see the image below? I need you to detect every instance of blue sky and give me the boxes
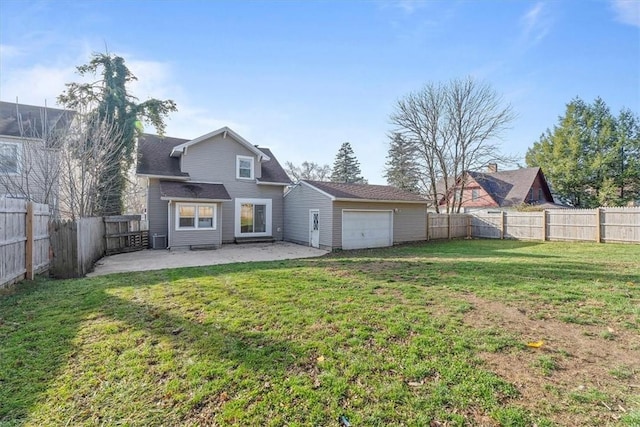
[1,0,638,184]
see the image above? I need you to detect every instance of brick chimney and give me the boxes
[487,163,498,173]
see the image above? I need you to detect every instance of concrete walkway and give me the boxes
[87,241,328,277]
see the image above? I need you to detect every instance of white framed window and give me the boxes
[236,155,254,180]
[235,198,272,237]
[471,188,479,201]
[175,203,216,230]
[0,141,21,175]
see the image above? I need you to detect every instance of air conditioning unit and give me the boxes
[152,234,167,249]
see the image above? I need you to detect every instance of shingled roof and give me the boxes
[467,167,553,206]
[0,101,73,140]
[137,133,189,177]
[258,147,292,184]
[136,132,291,184]
[159,180,231,201]
[302,180,428,203]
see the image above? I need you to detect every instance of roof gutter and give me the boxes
[137,173,190,180]
[160,197,231,202]
[334,198,430,204]
[256,180,292,186]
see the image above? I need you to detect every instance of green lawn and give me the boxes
[1,240,638,426]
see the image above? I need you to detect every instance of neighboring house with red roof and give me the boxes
[136,127,292,249]
[284,180,429,250]
[437,165,560,211]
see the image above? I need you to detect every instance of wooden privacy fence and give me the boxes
[427,212,471,240]
[105,215,148,255]
[49,217,105,279]
[50,215,148,278]
[0,199,50,288]
[471,207,640,243]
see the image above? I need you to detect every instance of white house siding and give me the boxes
[283,183,333,249]
[147,178,169,248]
[168,203,222,250]
[332,201,427,249]
[178,134,286,243]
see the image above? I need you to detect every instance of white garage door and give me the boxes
[342,210,393,250]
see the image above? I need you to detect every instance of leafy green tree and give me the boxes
[58,53,177,215]
[330,142,366,183]
[526,97,640,207]
[384,133,420,192]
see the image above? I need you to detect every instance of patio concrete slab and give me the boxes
[87,242,328,277]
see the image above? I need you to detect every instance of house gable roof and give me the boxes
[467,167,554,206]
[257,147,292,185]
[137,133,190,178]
[0,101,73,140]
[136,131,291,184]
[169,126,270,161]
[301,180,428,203]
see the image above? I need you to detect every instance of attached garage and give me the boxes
[284,180,429,251]
[342,210,393,249]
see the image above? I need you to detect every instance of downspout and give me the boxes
[167,200,172,250]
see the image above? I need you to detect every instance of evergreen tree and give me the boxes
[330,142,366,183]
[58,53,177,215]
[384,133,420,192]
[526,97,640,207]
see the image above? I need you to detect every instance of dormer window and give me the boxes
[236,155,254,179]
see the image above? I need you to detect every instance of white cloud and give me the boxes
[377,0,428,14]
[611,0,640,27]
[0,44,23,59]
[0,63,77,107]
[0,48,240,139]
[520,2,552,46]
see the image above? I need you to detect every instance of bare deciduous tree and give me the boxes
[390,77,516,213]
[0,103,70,217]
[57,110,127,219]
[285,161,332,182]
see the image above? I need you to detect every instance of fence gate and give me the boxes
[104,215,149,255]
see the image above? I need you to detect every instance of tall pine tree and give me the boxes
[58,53,177,215]
[526,97,640,207]
[384,133,420,192]
[330,142,366,183]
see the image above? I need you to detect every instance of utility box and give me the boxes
[152,234,167,249]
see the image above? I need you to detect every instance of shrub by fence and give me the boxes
[0,199,50,288]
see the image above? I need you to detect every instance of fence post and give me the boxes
[466,214,471,238]
[595,208,602,243]
[500,211,506,239]
[426,212,430,241]
[541,210,547,241]
[447,213,451,240]
[25,201,34,280]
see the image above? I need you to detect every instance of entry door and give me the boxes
[309,209,320,248]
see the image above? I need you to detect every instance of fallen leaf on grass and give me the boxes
[526,340,544,348]
[317,355,325,363]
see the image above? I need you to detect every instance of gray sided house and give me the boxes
[136,127,292,250]
[0,101,73,214]
[284,180,429,250]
